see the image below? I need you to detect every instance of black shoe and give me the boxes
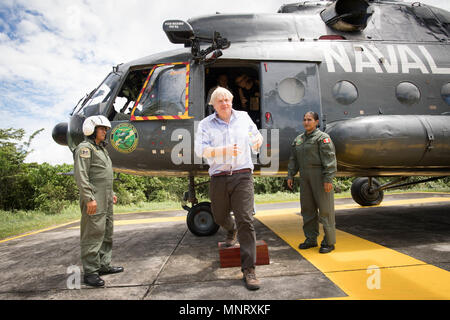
[84,274,105,287]
[319,244,335,254]
[99,266,124,275]
[298,240,318,250]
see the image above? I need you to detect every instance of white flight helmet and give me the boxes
[82,115,111,136]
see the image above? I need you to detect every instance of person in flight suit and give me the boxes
[287,111,337,254]
[74,115,123,287]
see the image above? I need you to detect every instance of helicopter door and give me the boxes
[260,62,322,162]
[107,62,196,172]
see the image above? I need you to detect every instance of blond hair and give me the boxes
[210,86,233,105]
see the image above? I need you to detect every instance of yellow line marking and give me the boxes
[256,196,450,217]
[67,216,186,229]
[1,195,449,243]
[256,208,450,299]
[115,208,182,216]
[3,194,449,298]
[0,208,184,242]
[0,220,79,244]
[66,196,450,230]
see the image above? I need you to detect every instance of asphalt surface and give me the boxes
[0,192,449,300]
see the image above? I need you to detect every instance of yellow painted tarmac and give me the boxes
[257,196,450,217]
[64,195,450,299]
[65,196,450,230]
[2,194,449,300]
[256,197,450,300]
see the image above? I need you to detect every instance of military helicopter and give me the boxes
[53,0,450,236]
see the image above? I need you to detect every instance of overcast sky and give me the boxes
[0,0,448,165]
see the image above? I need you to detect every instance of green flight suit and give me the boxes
[287,129,337,245]
[73,138,114,275]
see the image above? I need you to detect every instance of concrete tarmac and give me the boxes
[0,192,449,300]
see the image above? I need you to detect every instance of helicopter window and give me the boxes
[278,78,305,104]
[114,96,130,113]
[77,73,121,116]
[396,82,421,106]
[131,62,191,120]
[332,80,358,105]
[111,69,150,121]
[441,83,450,106]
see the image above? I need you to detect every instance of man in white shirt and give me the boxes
[195,87,263,290]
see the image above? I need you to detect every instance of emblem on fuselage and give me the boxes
[110,123,139,153]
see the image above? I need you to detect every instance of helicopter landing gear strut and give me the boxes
[182,176,219,236]
[351,177,384,206]
[350,176,446,206]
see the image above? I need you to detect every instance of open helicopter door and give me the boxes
[260,62,322,167]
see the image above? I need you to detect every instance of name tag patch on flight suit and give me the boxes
[80,147,91,158]
[323,138,331,144]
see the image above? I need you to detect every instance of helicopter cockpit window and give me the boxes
[74,72,121,116]
[131,62,192,120]
[111,69,150,121]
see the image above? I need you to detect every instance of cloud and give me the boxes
[0,0,448,166]
[0,0,282,165]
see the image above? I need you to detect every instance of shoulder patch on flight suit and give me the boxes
[294,136,304,146]
[322,137,331,144]
[79,147,91,158]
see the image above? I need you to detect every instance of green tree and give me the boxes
[28,163,79,214]
[0,128,43,210]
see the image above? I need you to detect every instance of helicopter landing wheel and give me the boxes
[186,202,219,236]
[351,177,384,206]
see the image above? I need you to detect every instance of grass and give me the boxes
[0,201,183,241]
[1,188,449,241]
[0,204,81,241]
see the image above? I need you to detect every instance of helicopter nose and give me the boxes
[52,122,68,146]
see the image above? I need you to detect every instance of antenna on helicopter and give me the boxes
[163,20,230,64]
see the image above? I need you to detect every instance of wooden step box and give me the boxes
[218,240,270,268]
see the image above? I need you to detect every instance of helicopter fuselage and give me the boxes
[54,1,450,179]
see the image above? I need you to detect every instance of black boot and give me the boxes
[298,239,318,249]
[84,274,105,287]
[319,244,335,254]
[99,266,124,275]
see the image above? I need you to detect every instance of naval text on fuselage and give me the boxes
[178,303,271,318]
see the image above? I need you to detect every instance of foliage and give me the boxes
[254,177,289,194]
[1,127,449,215]
[0,128,43,210]
[29,163,78,214]
[0,128,76,213]
[333,177,353,193]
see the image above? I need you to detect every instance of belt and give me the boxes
[211,168,252,177]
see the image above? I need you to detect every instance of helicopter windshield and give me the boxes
[131,62,190,120]
[74,72,121,116]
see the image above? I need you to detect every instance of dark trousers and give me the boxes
[209,172,256,270]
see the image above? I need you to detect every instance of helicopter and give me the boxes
[53,0,450,236]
